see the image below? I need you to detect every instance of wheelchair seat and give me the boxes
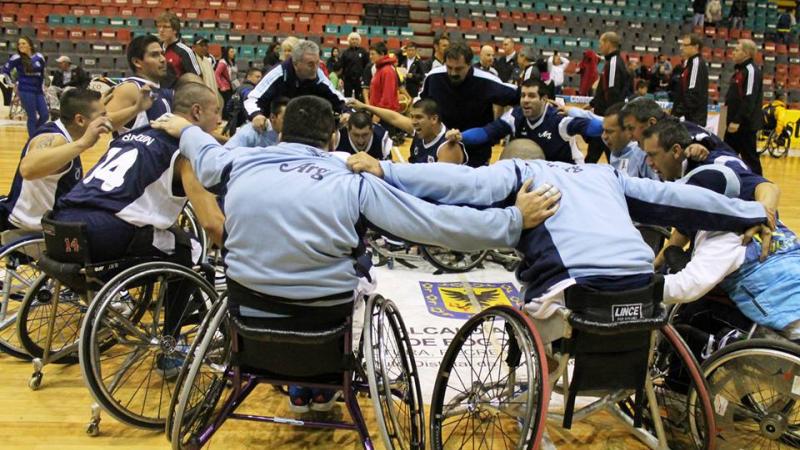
[561,275,668,428]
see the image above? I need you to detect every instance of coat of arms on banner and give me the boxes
[419,281,522,319]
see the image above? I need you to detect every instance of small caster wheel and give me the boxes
[28,372,42,390]
[86,422,100,436]
[387,258,395,270]
[504,263,518,272]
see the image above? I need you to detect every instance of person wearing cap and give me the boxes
[52,56,90,90]
[517,46,540,85]
[401,41,425,98]
[192,36,222,105]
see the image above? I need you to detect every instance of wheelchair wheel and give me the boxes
[700,338,800,449]
[420,246,488,273]
[0,237,44,359]
[16,273,86,364]
[769,131,791,159]
[758,130,771,155]
[79,262,217,429]
[177,203,209,260]
[430,306,549,450]
[364,295,425,450]
[169,294,231,449]
[615,324,717,450]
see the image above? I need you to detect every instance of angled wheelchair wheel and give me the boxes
[614,324,716,450]
[700,338,800,449]
[364,294,425,450]
[79,262,217,429]
[16,273,86,364]
[169,294,231,449]
[420,246,488,273]
[770,134,791,159]
[429,306,549,450]
[177,203,208,260]
[758,130,771,155]
[0,237,44,359]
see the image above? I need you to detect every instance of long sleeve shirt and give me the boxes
[590,51,630,115]
[2,53,46,94]
[672,54,709,126]
[376,159,767,301]
[178,127,524,299]
[725,58,763,130]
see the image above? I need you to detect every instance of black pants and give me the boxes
[724,125,762,175]
[343,79,363,101]
[585,136,610,164]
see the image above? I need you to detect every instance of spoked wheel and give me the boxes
[429,306,549,450]
[79,262,217,429]
[420,246,488,273]
[169,294,231,449]
[700,338,800,449]
[0,237,44,359]
[16,273,86,364]
[769,131,791,158]
[758,130,771,155]
[177,203,208,261]
[614,324,717,450]
[364,294,425,450]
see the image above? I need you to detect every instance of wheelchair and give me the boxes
[368,232,489,274]
[14,212,217,436]
[429,276,718,449]
[0,229,45,359]
[167,286,425,450]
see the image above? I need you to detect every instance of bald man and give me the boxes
[475,45,499,77]
[724,39,764,175]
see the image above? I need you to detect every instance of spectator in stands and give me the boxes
[672,34,709,126]
[280,37,300,61]
[428,33,450,72]
[368,42,400,112]
[225,96,287,149]
[547,51,569,96]
[326,47,340,74]
[692,0,707,27]
[263,42,281,73]
[192,37,221,105]
[244,40,345,134]
[216,47,236,115]
[52,56,90,90]
[630,79,655,100]
[2,36,48,137]
[777,9,795,44]
[157,12,202,88]
[706,0,723,28]
[222,67,262,136]
[419,41,520,167]
[651,54,673,97]
[536,58,555,98]
[475,45,499,77]
[340,32,370,101]
[401,42,425,98]
[729,0,748,30]
[577,49,600,96]
[725,39,764,175]
[494,38,520,83]
[588,31,630,163]
[517,46,540,85]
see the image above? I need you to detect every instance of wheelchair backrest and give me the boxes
[41,211,91,265]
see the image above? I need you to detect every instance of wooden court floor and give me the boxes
[1,123,799,449]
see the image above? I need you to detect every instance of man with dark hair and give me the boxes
[401,42,425,98]
[244,40,345,134]
[602,103,658,179]
[339,32,370,101]
[620,97,722,153]
[724,39,764,175]
[222,67,262,136]
[454,78,601,163]
[427,33,450,72]
[419,41,520,166]
[225,96,288,149]
[152,94,554,411]
[672,34,709,126]
[348,97,467,164]
[105,34,173,137]
[368,42,399,112]
[335,110,393,160]
[156,12,202,88]
[0,89,111,231]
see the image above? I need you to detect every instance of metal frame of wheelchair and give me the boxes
[428,285,719,450]
[12,207,217,437]
[758,128,791,158]
[0,230,45,359]
[167,293,425,450]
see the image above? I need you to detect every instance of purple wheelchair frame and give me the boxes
[190,315,376,450]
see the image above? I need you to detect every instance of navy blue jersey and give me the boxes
[685,148,768,202]
[335,124,393,160]
[113,77,174,137]
[499,105,593,163]
[57,126,187,229]
[409,125,468,164]
[0,120,82,231]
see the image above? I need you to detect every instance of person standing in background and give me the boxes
[672,34,709,127]
[216,47,236,113]
[724,39,763,175]
[475,45,499,77]
[340,33,370,101]
[548,51,569,96]
[577,50,599,96]
[52,56,90,90]
[2,37,48,136]
[494,38,520,83]
[401,42,425,98]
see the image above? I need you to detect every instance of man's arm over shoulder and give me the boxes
[179,125,256,194]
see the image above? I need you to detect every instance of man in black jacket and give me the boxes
[402,42,426,98]
[52,56,90,89]
[494,38,520,83]
[340,32,370,101]
[672,34,709,126]
[587,31,630,163]
[724,39,763,175]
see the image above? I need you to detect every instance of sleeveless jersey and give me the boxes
[113,77,174,137]
[335,124,392,160]
[500,105,585,163]
[409,125,468,164]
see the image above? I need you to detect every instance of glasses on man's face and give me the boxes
[157,24,173,30]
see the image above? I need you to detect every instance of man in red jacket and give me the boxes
[369,42,400,112]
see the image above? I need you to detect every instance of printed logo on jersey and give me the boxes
[419,281,522,319]
[278,162,329,180]
[538,131,553,140]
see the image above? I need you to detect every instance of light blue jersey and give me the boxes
[179,126,524,299]
[609,142,659,180]
[377,160,767,300]
[224,123,279,150]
